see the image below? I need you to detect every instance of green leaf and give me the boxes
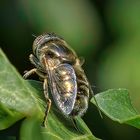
[20,113,97,140]
[0,48,99,139]
[23,81,99,140]
[91,89,140,129]
[0,48,42,130]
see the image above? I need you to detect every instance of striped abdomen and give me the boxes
[71,66,89,117]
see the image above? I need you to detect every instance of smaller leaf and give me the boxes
[91,89,140,129]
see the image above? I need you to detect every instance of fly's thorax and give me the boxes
[32,33,78,68]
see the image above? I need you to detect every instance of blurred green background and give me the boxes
[0,0,140,139]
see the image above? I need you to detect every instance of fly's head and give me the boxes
[32,33,77,70]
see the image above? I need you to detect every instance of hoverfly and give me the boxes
[23,33,99,127]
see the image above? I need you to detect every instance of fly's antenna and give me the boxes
[89,85,103,118]
[32,34,37,38]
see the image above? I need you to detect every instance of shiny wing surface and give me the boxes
[50,64,77,116]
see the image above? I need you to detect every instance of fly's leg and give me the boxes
[42,78,52,127]
[23,54,46,79]
[23,68,46,79]
[29,54,42,70]
[23,68,37,79]
[71,118,83,134]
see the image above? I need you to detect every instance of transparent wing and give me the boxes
[49,64,77,116]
